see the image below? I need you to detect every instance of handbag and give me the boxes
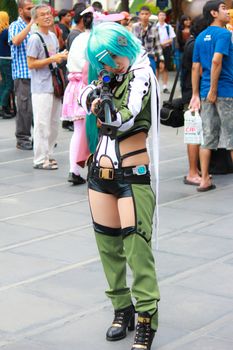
[51,67,65,98]
[36,32,65,99]
[160,69,185,128]
[184,110,203,144]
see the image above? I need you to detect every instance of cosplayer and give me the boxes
[79,22,160,350]
[62,8,126,185]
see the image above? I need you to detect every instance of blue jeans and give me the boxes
[148,55,156,74]
[0,58,13,107]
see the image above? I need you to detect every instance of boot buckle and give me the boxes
[138,316,150,323]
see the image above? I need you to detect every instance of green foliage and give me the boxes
[0,0,18,23]
[130,1,161,15]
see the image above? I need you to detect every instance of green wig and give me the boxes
[85,22,141,152]
[86,22,141,73]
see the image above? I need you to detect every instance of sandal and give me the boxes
[49,158,57,165]
[183,176,201,186]
[33,161,58,170]
[197,183,216,192]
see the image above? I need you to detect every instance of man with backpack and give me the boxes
[156,10,176,93]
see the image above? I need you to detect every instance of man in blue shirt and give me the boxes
[8,0,34,150]
[189,0,233,191]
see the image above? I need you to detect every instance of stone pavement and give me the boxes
[1,88,233,350]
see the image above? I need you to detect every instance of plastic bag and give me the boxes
[184,110,203,144]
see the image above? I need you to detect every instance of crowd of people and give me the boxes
[0,1,233,349]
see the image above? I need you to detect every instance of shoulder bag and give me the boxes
[160,69,185,128]
[36,32,65,99]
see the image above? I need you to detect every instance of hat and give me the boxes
[80,6,94,16]
[120,11,131,20]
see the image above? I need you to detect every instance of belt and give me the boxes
[90,165,150,180]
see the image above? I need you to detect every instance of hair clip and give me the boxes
[96,49,108,62]
[117,36,127,46]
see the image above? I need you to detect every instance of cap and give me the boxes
[80,6,94,16]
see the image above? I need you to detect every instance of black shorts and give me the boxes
[160,46,173,70]
[88,165,151,199]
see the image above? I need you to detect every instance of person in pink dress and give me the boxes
[61,7,94,185]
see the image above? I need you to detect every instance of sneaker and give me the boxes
[0,108,15,119]
[16,140,33,150]
[62,121,74,132]
[163,88,170,94]
[68,124,74,132]
[68,172,86,185]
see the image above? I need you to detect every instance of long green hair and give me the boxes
[85,22,141,152]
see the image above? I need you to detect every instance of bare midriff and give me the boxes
[99,132,149,168]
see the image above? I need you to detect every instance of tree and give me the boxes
[0,0,18,23]
[120,0,129,12]
[122,0,183,20]
[170,0,183,21]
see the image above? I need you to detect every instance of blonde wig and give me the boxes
[0,11,9,33]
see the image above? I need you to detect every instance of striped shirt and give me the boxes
[8,17,31,80]
[132,22,164,59]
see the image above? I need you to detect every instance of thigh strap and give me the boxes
[94,222,122,236]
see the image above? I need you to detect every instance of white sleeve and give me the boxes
[116,67,151,132]
[78,84,96,113]
[67,33,89,72]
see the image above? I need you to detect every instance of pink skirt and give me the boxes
[61,72,86,121]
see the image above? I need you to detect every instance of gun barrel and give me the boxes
[104,103,112,124]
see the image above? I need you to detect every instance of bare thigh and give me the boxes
[118,197,135,228]
[88,189,135,229]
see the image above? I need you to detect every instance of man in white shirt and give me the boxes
[156,10,176,93]
[27,4,68,169]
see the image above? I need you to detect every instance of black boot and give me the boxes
[131,312,156,350]
[67,172,86,185]
[0,107,14,119]
[106,304,135,341]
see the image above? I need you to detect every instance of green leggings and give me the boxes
[94,184,160,330]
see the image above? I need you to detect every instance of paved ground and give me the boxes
[1,81,233,350]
